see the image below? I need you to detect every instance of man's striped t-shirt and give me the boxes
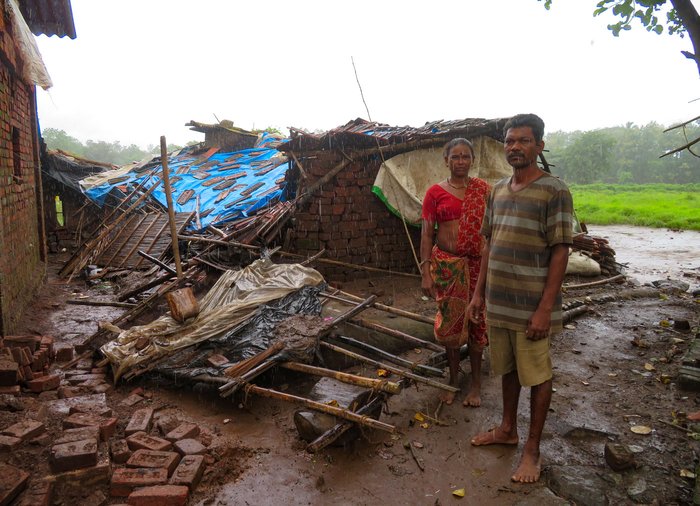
[481,173,573,334]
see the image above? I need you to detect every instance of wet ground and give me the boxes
[11,225,700,505]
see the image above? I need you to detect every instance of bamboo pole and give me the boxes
[348,317,442,352]
[320,342,457,393]
[563,274,625,290]
[137,250,176,275]
[280,361,401,395]
[160,136,183,279]
[244,384,396,433]
[331,335,444,377]
[117,271,176,302]
[66,299,136,308]
[332,290,434,325]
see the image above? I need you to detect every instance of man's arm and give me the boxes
[526,243,569,340]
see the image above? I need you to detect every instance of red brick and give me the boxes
[22,365,33,381]
[125,407,154,436]
[110,468,168,497]
[57,386,82,399]
[169,455,204,491]
[40,336,54,357]
[1,420,45,441]
[90,382,113,394]
[54,344,74,362]
[0,463,30,505]
[55,426,100,445]
[110,439,131,464]
[49,438,98,472]
[121,394,143,407]
[126,432,172,452]
[0,434,21,451]
[26,374,60,393]
[172,438,206,456]
[127,449,181,476]
[68,404,113,417]
[62,412,117,441]
[165,423,200,443]
[66,373,105,385]
[0,361,18,386]
[126,484,188,506]
[205,354,229,368]
[16,478,52,506]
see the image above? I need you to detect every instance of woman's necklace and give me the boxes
[446,177,468,190]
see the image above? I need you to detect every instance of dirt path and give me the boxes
[9,226,700,505]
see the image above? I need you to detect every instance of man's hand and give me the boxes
[526,307,551,340]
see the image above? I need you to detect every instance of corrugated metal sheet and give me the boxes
[19,0,77,39]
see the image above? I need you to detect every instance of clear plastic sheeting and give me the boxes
[100,259,325,382]
[157,285,325,379]
[6,0,53,89]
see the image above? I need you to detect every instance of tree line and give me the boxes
[545,122,700,184]
[41,128,192,166]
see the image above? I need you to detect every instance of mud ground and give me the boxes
[11,225,700,505]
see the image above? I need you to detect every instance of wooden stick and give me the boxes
[60,350,93,370]
[564,274,625,290]
[137,250,176,275]
[280,361,401,394]
[331,335,444,377]
[300,248,327,266]
[117,271,176,302]
[160,136,183,279]
[178,234,259,251]
[276,252,420,279]
[349,317,442,352]
[333,290,434,325]
[224,342,285,378]
[66,299,136,308]
[330,295,377,327]
[244,384,396,433]
[306,395,385,453]
[320,341,457,393]
[219,359,278,397]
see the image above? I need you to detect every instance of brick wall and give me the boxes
[291,152,420,281]
[0,8,46,334]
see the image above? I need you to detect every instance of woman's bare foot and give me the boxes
[511,452,542,483]
[463,385,481,407]
[440,390,456,405]
[470,427,518,446]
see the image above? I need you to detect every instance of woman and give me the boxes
[420,138,490,406]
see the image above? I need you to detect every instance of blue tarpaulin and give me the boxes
[82,133,289,231]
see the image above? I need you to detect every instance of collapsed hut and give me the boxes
[40,148,116,253]
[62,116,621,452]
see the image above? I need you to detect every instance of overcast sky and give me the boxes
[34,0,700,148]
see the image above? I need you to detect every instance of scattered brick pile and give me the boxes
[0,335,59,395]
[0,351,211,505]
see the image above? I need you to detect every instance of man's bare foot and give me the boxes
[511,453,542,483]
[470,427,518,446]
[440,390,456,405]
[463,385,481,407]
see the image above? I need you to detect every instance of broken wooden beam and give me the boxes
[243,383,396,433]
[325,290,435,326]
[330,335,444,378]
[320,341,455,393]
[280,361,401,395]
[66,299,136,308]
[348,317,442,353]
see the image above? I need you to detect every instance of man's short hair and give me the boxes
[503,114,545,143]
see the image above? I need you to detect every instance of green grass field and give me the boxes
[569,184,700,231]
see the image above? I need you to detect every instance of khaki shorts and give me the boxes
[488,326,552,387]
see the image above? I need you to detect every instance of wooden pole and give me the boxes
[332,290,434,325]
[244,384,396,433]
[66,299,136,308]
[348,317,442,352]
[280,361,401,395]
[331,335,444,377]
[160,136,183,279]
[137,250,177,275]
[320,341,457,393]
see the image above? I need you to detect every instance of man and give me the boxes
[466,113,573,484]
